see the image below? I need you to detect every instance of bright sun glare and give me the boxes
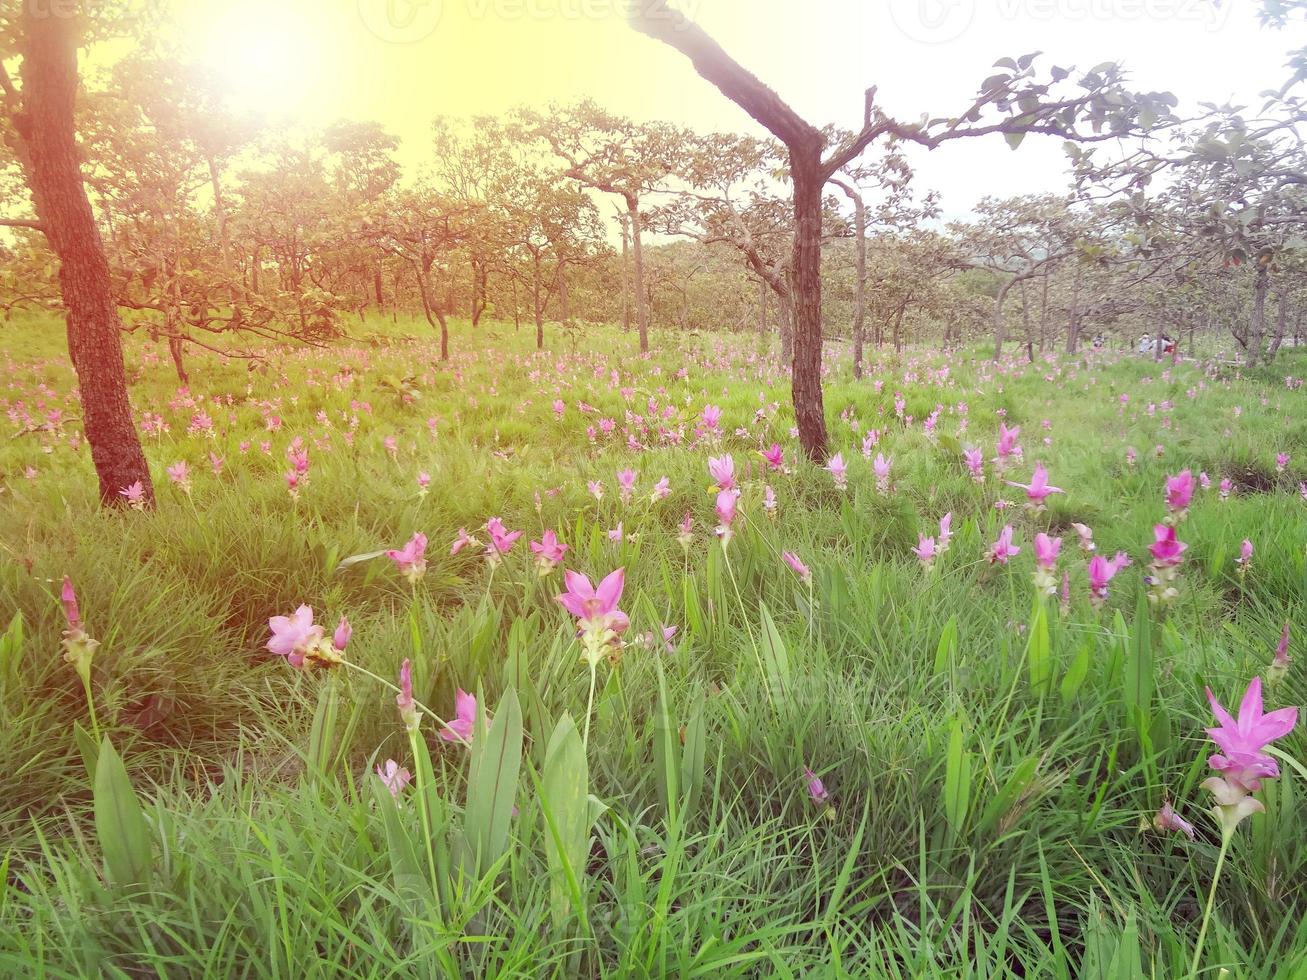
[190,5,320,119]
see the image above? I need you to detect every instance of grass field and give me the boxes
[1,313,1304,977]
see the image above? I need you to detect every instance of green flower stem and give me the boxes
[1189,825,1234,977]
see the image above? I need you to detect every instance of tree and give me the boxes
[1,6,154,506]
[521,100,681,353]
[629,0,1175,458]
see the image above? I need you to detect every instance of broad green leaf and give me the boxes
[94,738,152,890]
[539,713,590,929]
[463,687,523,878]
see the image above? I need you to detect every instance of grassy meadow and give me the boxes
[1,313,1305,977]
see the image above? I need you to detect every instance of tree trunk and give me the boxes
[758,277,767,339]
[992,275,1020,361]
[788,156,827,459]
[834,180,867,378]
[533,252,544,349]
[13,10,154,506]
[628,196,649,352]
[1267,287,1288,362]
[1246,264,1269,368]
[1018,279,1034,362]
[1065,266,1083,354]
[619,214,631,333]
[558,261,570,322]
[893,303,905,353]
[374,266,384,309]
[777,289,794,364]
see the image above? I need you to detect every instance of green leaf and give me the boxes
[933,615,959,677]
[539,713,591,929]
[463,687,523,878]
[93,738,152,890]
[334,549,388,573]
[652,661,679,820]
[372,774,430,915]
[1061,641,1091,705]
[1004,130,1027,151]
[758,604,791,703]
[943,718,972,837]
[976,756,1039,835]
[1025,600,1052,694]
[680,687,708,822]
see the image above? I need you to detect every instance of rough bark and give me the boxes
[11,10,154,506]
[619,214,631,333]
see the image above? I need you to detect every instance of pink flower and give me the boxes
[1204,677,1297,792]
[1071,522,1095,552]
[988,525,1020,565]
[715,488,740,545]
[762,484,777,517]
[333,616,352,651]
[1219,477,1233,500]
[439,689,478,743]
[450,528,475,555]
[827,452,849,491]
[118,480,147,508]
[1165,469,1195,514]
[1088,551,1131,604]
[708,454,736,492]
[932,514,952,555]
[761,443,784,470]
[650,476,671,501]
[587,479,604,502]
[376,760,413,800]
[60,575,81,632]
[872,453,891,492]
[782,551,812,585]
[995,423,1022,462]
[396,658,419,731]
[486,518,522,558]
[676,511,694,549]
[803,767,830,805]
[166,460,192,492]
[608,523,624,542]
[702,404,722,430]
[1274,622,1291,668]
[617,468,638,503]
[552,399,565,419]
[557,568,630,638]
[1276,452,1290,473]
[1236,538,1254,570]
[387,532,428,583]
[1153,802,1195,841]
[964,447,984,482]
[1148,525,1187,566]
[267,605,326,669]
[417,471,431,493]
[530,529,569,573]
[1033,533,1061,570]
[913,535,937,566]
[1005,462,1063,507]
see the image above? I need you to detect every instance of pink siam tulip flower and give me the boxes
[1088,551,1131,607]
[266,605,343,669]
[964,447,985,482]
[1033,533,1061,569]
[650,476,671,501]
[995,423,1022,467]
[1153,801,1196,841]
[617,468,638,504]
[1276,452,1290,473]
[388,532,428,583]
[1070,522,1095,553]
[763,484,777,518]
[119,480,147,509]
[1032,532,1062,594]
[803,767,830,805]
[1203,677,1297,822]
[872,453,892,493]
[396,658,420,731]
[913,535,938,568]
[417,471,431,496]
[708,454,736,492]
[782,551,812,585]
[827,452,849,491]
[676,512,694,550]
[530,529,569,574]
[376,760,413,800]
[1199,471,1211,491]
[937,513,953,554]
[439,689,478,743]
[608,523,624,543]
[1059,571,1071,616]
[552,399,565,419]
[60,575,81,632]
[485,518,522,565]
[450,528,477,555]
[702,404,722,430]
[557,568,630,665]
[1148,524,1187,566]
[761,443,784,470]
[166,460,192,494]
[1236,538,1253,573]
[333,616,352,652]
[587,480,604,502]
[715,488,740,546]
[1005,462,1064,509]
[987,526,1020,565]
[1164,469,1195,519]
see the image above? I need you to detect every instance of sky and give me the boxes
[169,0,1295,219]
